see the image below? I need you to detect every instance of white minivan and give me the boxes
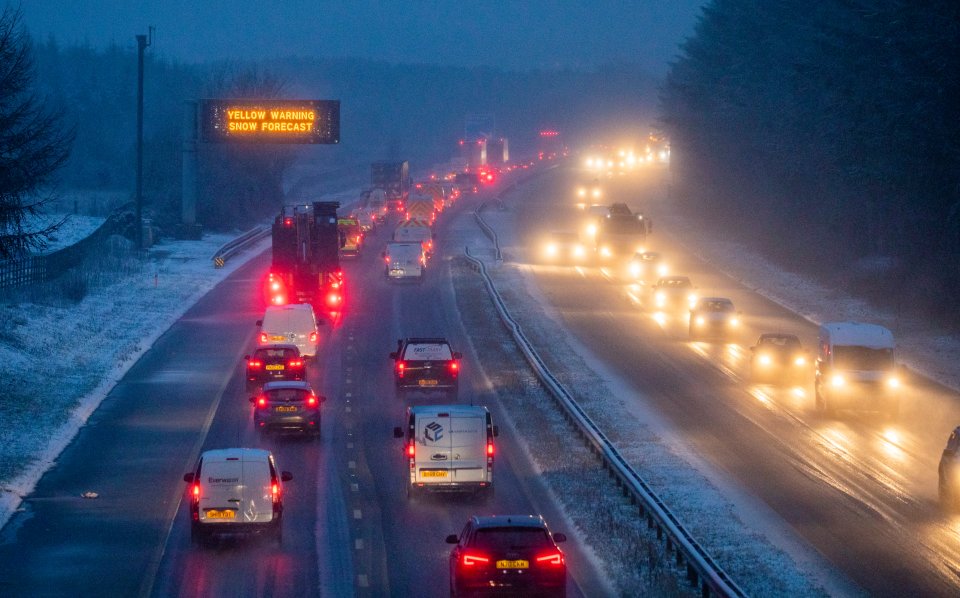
[393,405,498,500]
[383,241,425,282]
[257,303,320,358]
[815,321,900,417]
[183,448,293,544]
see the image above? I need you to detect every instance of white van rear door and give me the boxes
[242,458,274,523]
[199,459,244,524]
[415,414,453,483]
[448,414,486,482]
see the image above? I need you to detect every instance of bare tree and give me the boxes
[0,5,73,259]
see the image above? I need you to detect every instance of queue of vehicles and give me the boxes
[181,155,570,595]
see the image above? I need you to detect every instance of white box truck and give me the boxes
[814,322,901,417]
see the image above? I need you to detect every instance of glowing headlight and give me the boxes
[794,356,807,366]
[573,245,585,257]
[629,263,641,277]
[729,317,740,327]
[592,188,602,198]
[577,188,586,197]
[585,224,597,236]
[695,316,705,326]
[657,264,669,276]
[688,294,698,307]
[758,354,772,366]
[831,374,845,387]
[887,377,900,389]
[655,292,666,307]
[545,243,557,256]
[600,246,611,257]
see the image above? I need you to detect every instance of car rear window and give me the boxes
[473,527,552,551]
[403,343,453,361]
[266,388,309,401]
[257,348,297,360]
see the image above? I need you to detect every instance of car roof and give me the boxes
[263,380,313,391]
[471,514,548,529]
[819,322,894,348]
[403,337,450,344]
[200,447,271,462]
[265,303,313,314]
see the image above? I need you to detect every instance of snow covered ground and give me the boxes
[27,213,107,253]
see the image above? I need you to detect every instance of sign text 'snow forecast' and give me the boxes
[201,99,340,144]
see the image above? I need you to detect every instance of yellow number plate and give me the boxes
[265,364,284,371]
[275,405,297,413]
[205,509,236,520]
[420,470,448,478]
[418,379,438,386]
[496,560,529,569]
[270,335,286,342]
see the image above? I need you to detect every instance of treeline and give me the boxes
[31,37,658,232]
[659,0,960,322]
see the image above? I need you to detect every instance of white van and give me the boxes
[815,322,900,416]
[383,241,425,282]
[393,219,434,256]
[257,304,319,358]
[183,448,293,544]
[393,405,498,499]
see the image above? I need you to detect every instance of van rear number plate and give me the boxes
[419,380,438,386]
[420,470,448,478]
[205,509,236,520]
[270,335,286,341]
[275,405,297,413]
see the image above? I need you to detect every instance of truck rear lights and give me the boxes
[486,442,494,456]
[260,332,268,344]
[536,551,564,566]
[407,442,415,457]
[309,332,318,343]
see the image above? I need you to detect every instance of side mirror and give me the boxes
[453,352,463,360]
[281,471,293,482]
[393,426,404,438]
[389,352,398,360]
[552,533,567,543]
[492,425,499,437]
[445,534,459,544]
[183,473,194,483]
[256,320,263,327]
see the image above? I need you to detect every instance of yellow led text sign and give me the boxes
[201,99,340,144]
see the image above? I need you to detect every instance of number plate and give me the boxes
[265,364,284,371]
[204,509,236,520]
[275,405,297,413]
[270,335,286,342]
[496,560,529,569]
[420,470,448,478]
[418,379,438,386]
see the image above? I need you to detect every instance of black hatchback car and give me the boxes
[245,344,304,392]
[390,337,462,399]
[446,515,567,597]
[251,380,326,437]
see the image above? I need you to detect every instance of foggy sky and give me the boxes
[18,1,705,75]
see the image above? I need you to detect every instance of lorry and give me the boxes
[266,201,344,311]
[814,322,901,417]
[371,160,410,213]
[594,203,652,260]
[393,404,498,499]
[337,217,363,257]
[405,191,436,223]
[393,218,434,257]
[458,138,486,170]
[486,137,509,165]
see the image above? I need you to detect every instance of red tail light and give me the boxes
[288,359,303,369]
[385,256,391,263]
[259,332,268,343]
[272,483,280,503]
[486,442,494,456]
[257,396,267,409]
[461,553,490,567]
[449,361,459,373]
[407,441,415,457]
[192,483,200,502]
[284,217,293,227]
[248,360,263,369]
[309,332,318,343]
[397,361,406,377]
[306,394,318,407]
[327,292,341,307]
[536,551,565,566]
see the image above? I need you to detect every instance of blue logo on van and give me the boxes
[424,421,443,442]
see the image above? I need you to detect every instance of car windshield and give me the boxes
[701,300,733,311]
[759,336,800,349]
[661,278,691,288]
[473,527,552,551]
[833,346,894,370]
[602,218,645,234]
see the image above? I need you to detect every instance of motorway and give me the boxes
[0,178,604,597]
[501,163,960,597]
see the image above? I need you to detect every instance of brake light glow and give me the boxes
[407,441,415,457]
[327,292,341,307]
[272,483,280,503]
[449,361,459,373]
[260,332,268,343]
[192,483,200,501]
[536,551,564,566]
[257,396,267,408]
[288,359,303,368]
[487,442,494,456]
[248,360,262,369]
[309,332,318,343]
[462,553,490,566]
[284,217,293,227]
[307,394,318,407]
[397,361,406,377]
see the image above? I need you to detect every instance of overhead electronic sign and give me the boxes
[201,99,340,144]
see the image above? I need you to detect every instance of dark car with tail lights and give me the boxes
[251,380,326,438]
[390,337,462,399]
[245,344,304,392]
